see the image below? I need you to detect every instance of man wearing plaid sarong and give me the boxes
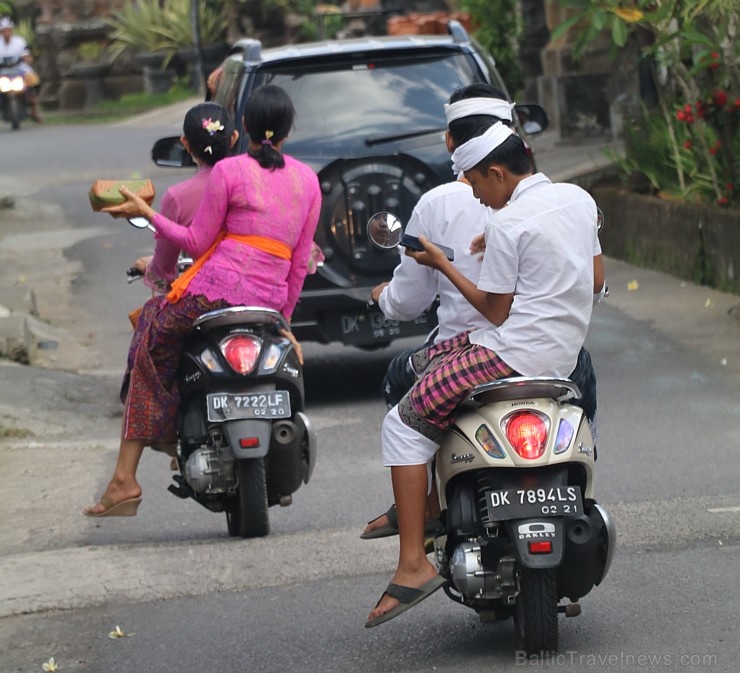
[366,119,605,628]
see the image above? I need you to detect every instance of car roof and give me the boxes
[229,28,474,67]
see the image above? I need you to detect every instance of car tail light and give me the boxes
[220,335,261,375]
[503,411,549,460]
[528,540,552,554]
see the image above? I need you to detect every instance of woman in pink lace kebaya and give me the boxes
[84,86,322,517]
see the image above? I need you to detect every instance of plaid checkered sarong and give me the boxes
[397,332,516,441]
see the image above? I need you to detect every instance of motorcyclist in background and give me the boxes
[0,16,42,123]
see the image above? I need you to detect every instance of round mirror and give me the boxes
[367,212,404,249]
[596,207,604,232]
[128,217,154,230]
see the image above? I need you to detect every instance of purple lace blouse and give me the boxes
[152,153,322,319]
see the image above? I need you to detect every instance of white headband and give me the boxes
[451,122,516,174]
[444,97,515,124]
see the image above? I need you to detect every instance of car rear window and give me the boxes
[253,52,482,155]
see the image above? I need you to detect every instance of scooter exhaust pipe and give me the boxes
[268,420,303,499]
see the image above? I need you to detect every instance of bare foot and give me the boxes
[83,479,142,516]
[367,559,439,621]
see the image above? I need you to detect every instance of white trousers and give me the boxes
[381,405,440,490]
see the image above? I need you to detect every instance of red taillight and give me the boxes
[504,411,548,460]
[529,540,552,554]
[221,335,261,375]
[239,437,260,449]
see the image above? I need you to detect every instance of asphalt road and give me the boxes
[1,107,739,672]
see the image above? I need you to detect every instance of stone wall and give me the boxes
[593,182,740,294]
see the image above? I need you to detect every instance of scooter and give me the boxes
[126,218,317,538]
[367,213,615,654]
[0,56,26,130]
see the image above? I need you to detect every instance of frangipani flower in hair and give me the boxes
[202,118,225,135]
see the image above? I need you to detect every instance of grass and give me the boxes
[0,425,33,439]
[43,81,198,125]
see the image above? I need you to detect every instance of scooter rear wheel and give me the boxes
[513,567,558,654]
[226,457,270,538]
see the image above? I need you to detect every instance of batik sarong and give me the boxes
[121,293,228,443]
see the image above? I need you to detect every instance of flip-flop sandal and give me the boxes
[360,504,440,539]
[365,575,447,628]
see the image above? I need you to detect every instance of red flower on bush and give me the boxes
[716,197,729,206]
[713,90,728,107]
[709,51,720,70]
[683,140,692,150]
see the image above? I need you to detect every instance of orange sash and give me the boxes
[166,233,292,303]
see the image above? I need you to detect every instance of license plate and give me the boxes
[337,309,433,345]
[206,391,291,422]
[486,486,583,521]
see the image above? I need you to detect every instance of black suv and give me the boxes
[158,20,548,348]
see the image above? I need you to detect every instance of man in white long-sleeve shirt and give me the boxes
[362,84,600,540]
[362,83,517,539]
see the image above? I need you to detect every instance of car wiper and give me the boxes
[365,127,446,147]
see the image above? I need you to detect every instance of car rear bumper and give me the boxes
[292,288,437,347]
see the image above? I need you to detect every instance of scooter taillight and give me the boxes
[503,410,549,460]
[220,335,262,375]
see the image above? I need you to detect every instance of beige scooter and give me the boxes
[367,213,615,654]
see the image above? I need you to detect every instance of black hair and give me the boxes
[183,102,235,167]
[244,85,296,170]
[473,132,532,177]
[447,82,513,147]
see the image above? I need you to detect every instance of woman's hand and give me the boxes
[279,327,303,366]
[405,235,450,270]
[134,255,153,274]
[102,185,157,221]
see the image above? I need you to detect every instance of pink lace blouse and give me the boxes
[144,166,213,294]
[152,153,322,319]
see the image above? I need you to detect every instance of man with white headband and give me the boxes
[361,83,515,541]
[366,118,605,628]
[362,87,599,542]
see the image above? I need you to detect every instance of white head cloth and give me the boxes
[444,97,515,124]
[451,122,516,174]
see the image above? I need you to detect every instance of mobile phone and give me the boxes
[400,233,455,261]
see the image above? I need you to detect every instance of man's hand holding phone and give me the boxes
[401,233,455,270]
[400,233,455,262]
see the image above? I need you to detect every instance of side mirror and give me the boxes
[367,211,404,249]
[128,217,154,231]
[151,136,196,168]
[514,103,549,136]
